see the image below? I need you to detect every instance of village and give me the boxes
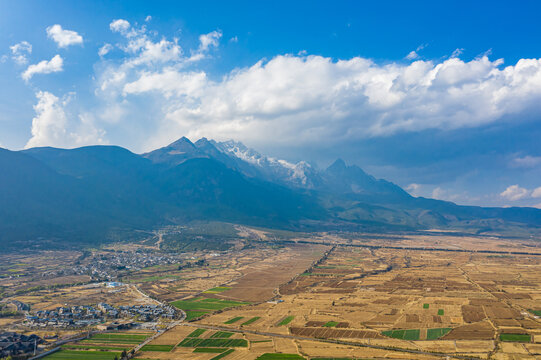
[39,250,187,281]
[24,301,177,329]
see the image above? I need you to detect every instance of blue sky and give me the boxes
[1,0,541,207]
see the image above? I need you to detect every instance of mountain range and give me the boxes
[1,137,540,249]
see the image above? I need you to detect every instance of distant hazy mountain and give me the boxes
[1,137,540,248]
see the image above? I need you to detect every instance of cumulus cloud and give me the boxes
[532,187,541,198]
[25,91,106,149]
[512,155,541,168]
[91,23,541,152]
[46,24,83,48]
[500,184,530,201]
[123,54,541,148]
[98,43,113,57]
[406,183,421,195]
[110,19,131,35]
[198,30,222,52]
[25,91,69,148]
[405,44,427,60]
[22,55,63,81]
[10,41,32,64]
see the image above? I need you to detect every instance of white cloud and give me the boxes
[431,187,446,199]
[46,24,83,48]
[98,43,113,57]
[93,23,541,152]
[230,36,238,43]
[22,55,63,81]
[532,187,541,198]
[405,51,419,60]
[512,155,541,168]
[25,91,69,148]
[198,30,222,52]
[451,48,464,58]
[25,91,106,149]
[406,183,421,195]
[500,184,530,201]
[405,44,427,60]
[10,41,32,64]
[110,19,131,35]
[145,15,152,22]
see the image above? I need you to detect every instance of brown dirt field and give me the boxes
[484,305,521,319]
[442,322,495,340]
[289,327,384,339]
[462,305,486,322]
[219,245,327,302]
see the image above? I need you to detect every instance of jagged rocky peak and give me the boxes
[165,136,197,153]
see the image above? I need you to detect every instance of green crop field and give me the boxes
[187,328,207,337]
[224,316,244,324]
[437,309,444,315]
[80,338,141,344]
[323,321,339,327]
[61,344,131,351]
[529,309,541,316]
[204,286,232,293]
[426,328,452,340]
[381,329,420,340]
[423,303,429,309]
[277,316,295,326]
[185,310,209,321]
[179,338,248,347]
[171,297,250,318]
[43,350,121,359]
[90,333,148,341]
[210,331,234,338]
[255,354,306,360]
[140,344,175,351]
[500,333,531,342]
[193,348,228,353]
[241,316,261,325]
[210,349,235,360]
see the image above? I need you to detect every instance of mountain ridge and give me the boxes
[1,137,540,248]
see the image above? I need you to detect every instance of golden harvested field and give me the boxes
[161,234,541,359]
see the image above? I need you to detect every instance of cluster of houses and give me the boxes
[25,305,103,328]
[0,332,43,358]
[25,302,177,329]
[114,304,176,321]
[41,250,186,281]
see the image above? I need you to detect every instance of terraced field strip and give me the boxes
[381,329,420,341]
[500,333,531,342]
[210,348,235,359]
[210,331,234,338]
[426,328,452,340]
[277,316,295,326]
[140,344,175,351]
[224,316,244,324]
[204,286,232,294]
[255,354,306,359]
[43,349,122,359]
[171,297,250,321]
[187,328,207,337]
[178,338,248,347]
[241,316,261,325]
[193,347,228,353]
[323,321,339,327]
[61,344,131,351]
